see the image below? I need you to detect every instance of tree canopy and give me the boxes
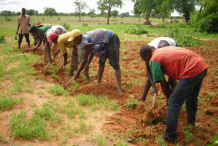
[97,0,123,24]
[190,0,218,32]
[74,0,88,21]
[43,7,57,17]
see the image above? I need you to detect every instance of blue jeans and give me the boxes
[164,69,207,140]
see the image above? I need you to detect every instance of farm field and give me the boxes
[0,16,218,146]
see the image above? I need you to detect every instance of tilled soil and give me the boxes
[23,40,218,145]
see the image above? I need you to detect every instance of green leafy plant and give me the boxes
[62,23,70,30]
[0,95,23,111]
[82,23,88,26]
[157,135,167,146]
[49,84,68,96]
[168,28,203,46]
[10,110,47,140]
[96,135,107,146]
[184,125,194,142]
[125,96,139,110]
[72,80,80,91]
[0,34,5,44]
[34,103,62,124]
[124,25,148,35]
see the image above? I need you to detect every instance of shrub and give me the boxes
[82,23,88,26]
[62,23,70,30]
[168,28,203,47]
[190,13,218,33]
[0,34,5,44]
[124,25,148,35]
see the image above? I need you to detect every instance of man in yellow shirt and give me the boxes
[49,30,82,76]
[16,8,31,49]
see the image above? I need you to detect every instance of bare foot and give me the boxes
[138,98,145,102]
[119,91,124,97]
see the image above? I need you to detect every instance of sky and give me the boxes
[0,0,135,15]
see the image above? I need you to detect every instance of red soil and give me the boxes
[26,40,218,145]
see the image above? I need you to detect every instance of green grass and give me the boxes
[76,94,118,111]
[10,110,48,140]
[0,15,218,145]
[96,135,107,146]
[0,95,23,111]
[125,96,139,110]
[48,84,69,96]
[34,102,62,124]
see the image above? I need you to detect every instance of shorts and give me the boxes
[99,34,120,70]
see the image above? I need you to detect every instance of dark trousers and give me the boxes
[18,33,30,44]
[164,69,207,140]
[99,34,120,70]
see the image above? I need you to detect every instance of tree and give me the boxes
[88,9,95,18]
[171,0,200,23]
[133,0,156,25]
[190,0,218,32]
[74,0,88,21]
[133,0,143,21]
[97,0,123,24]
[154,0,173,23]
[43,7,57,17]
[111,10,119,17]
[1,10,12,21]
[81,12,86,17]
[119,12,130,18]
[26,9,38,16]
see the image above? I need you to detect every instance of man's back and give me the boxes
[150,46,207,80]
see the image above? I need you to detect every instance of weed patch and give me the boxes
[168,28,204,46]
[124,25,148,35]
[0,95,23,111]
[10,110,47,140]
[125,96,139,110]
[49,84,68,96]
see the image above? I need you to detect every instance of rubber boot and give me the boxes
[18,43,21,49]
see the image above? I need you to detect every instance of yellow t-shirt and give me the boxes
[18,15,31,34]
[57,32,75,55]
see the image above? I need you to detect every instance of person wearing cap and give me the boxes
[16,8,31,49]
[140,37,177,102]
[49,29,82,76]
[71,28,123,96]
[44,25,67,63]
[29,25,52,51]
[140,45,207,142]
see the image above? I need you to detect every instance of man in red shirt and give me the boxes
[140,45,207,142]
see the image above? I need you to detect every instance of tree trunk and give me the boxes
[107,9,111,24]
[170,15,172,24]
[79,11,81,21]
[184,11,190,24]
[144,12,151,25]
[162,15,165,23]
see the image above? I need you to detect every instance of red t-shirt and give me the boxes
[149,46,208,83]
